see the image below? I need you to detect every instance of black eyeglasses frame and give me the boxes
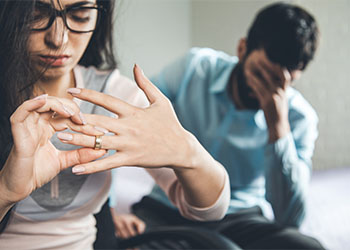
[31,5,106,34]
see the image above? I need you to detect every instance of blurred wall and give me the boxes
[114,0,350,170]
[114,0,191,79]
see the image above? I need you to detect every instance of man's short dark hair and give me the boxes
[246,2,319,70]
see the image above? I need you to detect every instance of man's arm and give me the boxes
[264,117,318,227]
[244,49,318,227]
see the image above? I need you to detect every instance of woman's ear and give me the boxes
[237,38,247,61]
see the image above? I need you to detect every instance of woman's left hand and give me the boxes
[62,64,196,175]
[62,65,228,211]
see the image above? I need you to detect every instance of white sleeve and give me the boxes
[146,165,230,221]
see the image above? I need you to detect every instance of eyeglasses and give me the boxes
[31,3,105,33]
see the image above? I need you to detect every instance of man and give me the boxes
[117,2,323,249]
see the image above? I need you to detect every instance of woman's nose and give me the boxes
[44,17,68,49]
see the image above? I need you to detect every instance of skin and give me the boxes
[0,0,104,221]
[30,0,97,98]
[0,0,228,237]
[110,208,146,239]
[63,65,226,209]
[104,38,305,237]
[233,38,302,143]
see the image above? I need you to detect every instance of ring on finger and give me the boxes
[94,135,103,150]
[51,111,58,119]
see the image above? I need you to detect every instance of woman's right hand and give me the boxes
[0,95,107,207]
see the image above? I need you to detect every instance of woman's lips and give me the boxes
[38,55,70,66]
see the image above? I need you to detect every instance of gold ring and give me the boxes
[94,135,103,149]
[51,111,58,119]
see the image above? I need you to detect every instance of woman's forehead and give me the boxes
[37,0,97,9]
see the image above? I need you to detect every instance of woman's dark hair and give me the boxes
[0,0,116,233]
[79,0,117,68]
[246,2,319,71]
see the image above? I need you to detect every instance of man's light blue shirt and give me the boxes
[149,48,318,227]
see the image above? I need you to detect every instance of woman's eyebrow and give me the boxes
[35,1,96,9]
[35,1,51,8]
[65,1,96,9]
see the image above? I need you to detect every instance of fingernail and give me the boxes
[135,63,145,75]
[33,94,48,100]
[72,166,86,174]
[63,105,75,116]
[79,112,87,125]
[57,132,73,141]
[94,126,109,134]
[67,88,81,95]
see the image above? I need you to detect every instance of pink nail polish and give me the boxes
[72,166,86,174]
[67,88,81,95]
[57,132,73,141]
[79,112,87,125]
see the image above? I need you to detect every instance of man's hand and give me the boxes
[110,208,146,239]
[244,49,292,142]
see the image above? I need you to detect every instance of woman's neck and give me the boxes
[34,70,76,99]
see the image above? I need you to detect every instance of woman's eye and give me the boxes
[71,15,90,23]
[68,9,92,23]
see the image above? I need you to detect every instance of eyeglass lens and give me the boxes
[32,4,99,33]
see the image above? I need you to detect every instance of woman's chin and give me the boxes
[37,65,73,80]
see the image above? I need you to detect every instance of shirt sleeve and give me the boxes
[264,98,318,228]
[146,165,230,221]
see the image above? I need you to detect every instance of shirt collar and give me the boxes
[209,60,237,94]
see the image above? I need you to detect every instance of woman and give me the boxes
[0,0,230,249]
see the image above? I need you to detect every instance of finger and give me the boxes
[134,218,146,234]
[10,94,48,123]
[83,114,125,133]
[59,147,107,170]
[118,223,129,239]
[56,97,87,125]
[50,117,107,136]
[57,133,124,150]
[245,69,268,101]
[113,220,123,238]
[133,64,164,104]
[115,221,127,239]
[35,96,84,125]
[71,154,128,175]
[119,220,134,239]
[67,88,137,117]
[255,60,276,91]
[125,221,138,238]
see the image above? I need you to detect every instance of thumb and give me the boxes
[135,217,146,234]
[59,148,107,170]
[133,64,164,104]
